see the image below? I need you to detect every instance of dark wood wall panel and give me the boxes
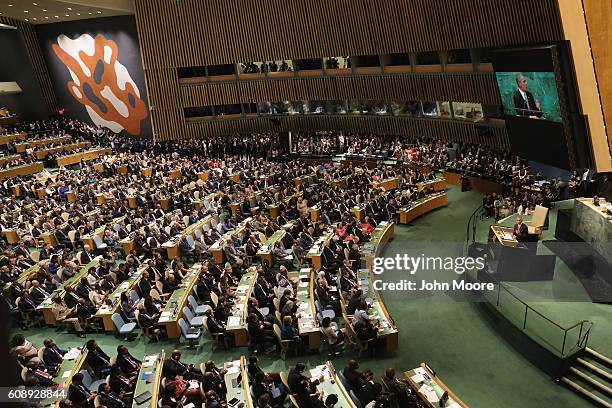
[1,16,59,114]
[134,0,564,145]
[135,0,563,68]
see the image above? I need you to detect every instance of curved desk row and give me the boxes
[15,135,72,153]
[443,170,502,194]
[56,147,112,167]
[398,193,448,224]
[0,162,44,180]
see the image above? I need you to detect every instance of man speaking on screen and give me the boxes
[513,74,543,119]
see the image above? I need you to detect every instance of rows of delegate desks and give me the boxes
[14,135,71,153]
[56,147,112,167]
[0,161,44,179]
[161,213,218,259]
[34,141,92,160]
[0,131,26,145]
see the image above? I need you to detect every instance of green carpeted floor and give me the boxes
[16,185,603,407]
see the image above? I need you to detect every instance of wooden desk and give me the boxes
[66,191,77,202]
[56,147,111,166]
[3,229,19,244]
[169,169,181,179]
[309,206,321,221]
[158,265,203,338]
[119,237,135,255]
[310,362,356,408]
[417,177,446,192]
[41,231,58,247]
[351,205,365,221]
[128,196,138,208]
[0,132,26,145]
[131,351,165,408]
[306,230,333,270]
[229,173,241,183]
[3,264,40,290]
[398,193,448,224]
[490,225,518,247]
[257,230,285,266]
[363,221,395,272]
[296,268,320,350]
[162,215,215,259]
[0,154,21,166]
[371,177,399,191]
[226,270,257,347]
[81,226,105,249]
[35,141,91,159]
[198,171,210,181]
[0,162,44,180]
[15,135,71,153]
[404,363,469,407]
[96,266,145,331]
[224,356,254,408]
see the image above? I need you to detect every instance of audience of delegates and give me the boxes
[3,117,607,408]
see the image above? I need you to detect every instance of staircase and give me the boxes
[561,348,612,407]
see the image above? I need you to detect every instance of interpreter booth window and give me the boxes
[177,66,207,79]
[405,101,422,117]
[295,58,323,76]
[257,101,272,115]
[271,101,290,115]
[437,101,452,118]
[267,60,294,78]
[184,106,213,120]
[382,53,411,73]
[239,62,268,74]
[288,101,307,115]
[353,55,381,74]
[446,49,472,64]
[452,102,484,122]
[243,103,258,116]
[206,64,236,80]
[213,104,242,118]
[363,100,388,115]
[308,101,326,114]
[416,51,440,65]
[326,100,348,114]
[324,56,351,72]
[415,51,441,72]
[422,101,439,117]
[348,99,363,114]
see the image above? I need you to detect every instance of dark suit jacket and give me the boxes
[116,352,141,375]
[85,346,111,377]
[513,222,529,242]
[513,90,542,117]
[43,345,67,367]
[67,383,92,408]
[163,358,189,378]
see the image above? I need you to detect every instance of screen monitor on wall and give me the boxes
[495,71,561,123]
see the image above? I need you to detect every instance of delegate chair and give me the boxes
[178,317,201,348]
[111,313,137,340]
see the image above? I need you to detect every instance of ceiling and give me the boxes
[0,0,133,24]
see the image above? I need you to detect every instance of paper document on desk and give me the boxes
[226,364,240,375]
[419,385,439,403]
[63,348,81,361]
[410,374,425,384]
[62,370,71,378]
[502,232,513,240]
[142,355,157,367]
[227,316,241,327]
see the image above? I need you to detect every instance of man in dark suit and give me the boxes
[115,345,141,377]
[85,340,111,378]
[98,382,127,408]
[42,338,67,369]
[513,215,529,242]
[513,74,543,118]
[67,372,96,407]
[163,350,203,381]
